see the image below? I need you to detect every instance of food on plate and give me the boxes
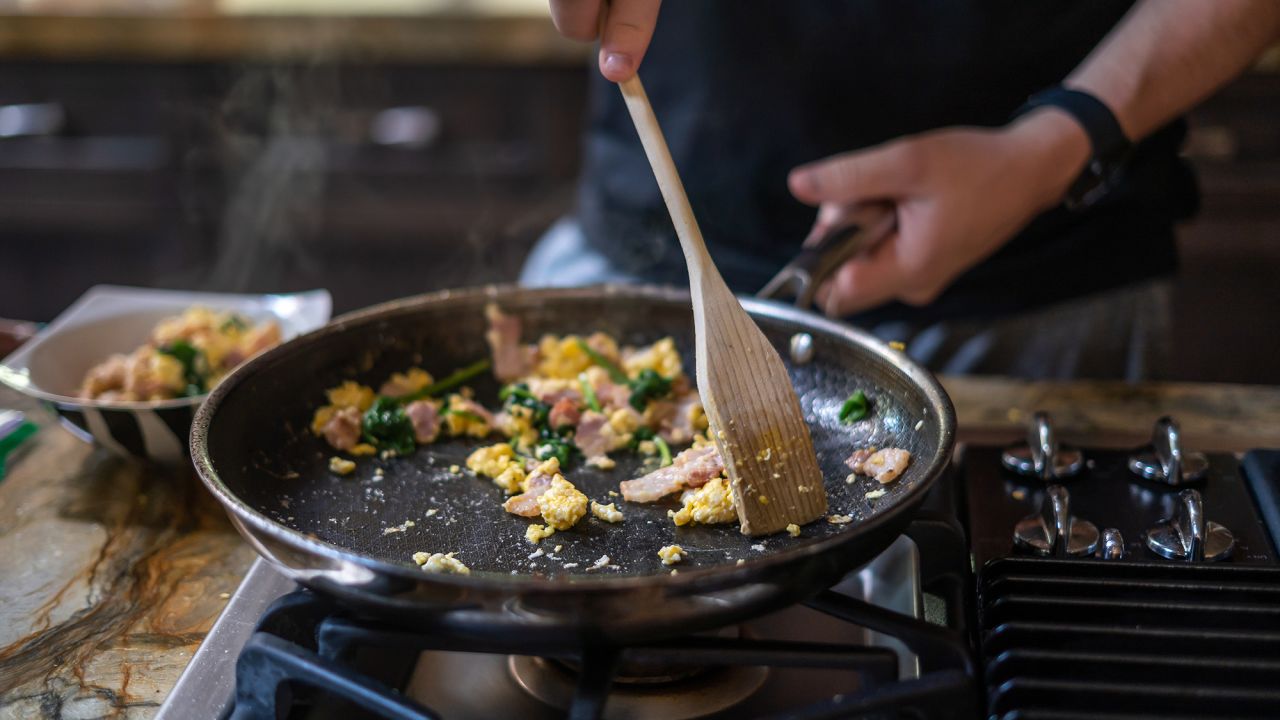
[412,551,470,575]
[847,447,912,485]
[658,545,685,566]
[79,307,281,401]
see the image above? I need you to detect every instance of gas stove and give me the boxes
[159,413,1280,719]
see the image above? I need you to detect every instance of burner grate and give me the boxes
[978,559,1280,719]
[225,585,975,720]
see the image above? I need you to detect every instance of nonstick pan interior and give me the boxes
[198,286,952,583]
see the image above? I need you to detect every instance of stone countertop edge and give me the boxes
[0,377,1278,718]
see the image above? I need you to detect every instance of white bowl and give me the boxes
[0,285,331,466]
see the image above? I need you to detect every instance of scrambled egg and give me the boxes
[381,368,433,396]
[327,381,376,412]
[608,407,641,435]
[442,394,491,438]
[590,501,624,523]
[689,402,709,433]
[328,457,356,475]
[669,477,737,526]
[827,514,853,524]
[467,443,527,494]
[658,545,686,566]
[412,551,470,575]
[786,523,801,537]
[311,381,376,435]
[623,337,683,380]
[525,523,556,544]
[537,476,589,530]
[349,443,377,456]
[536,333,618,379]
[499,404,539,452]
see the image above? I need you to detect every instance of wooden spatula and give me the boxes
[612,75,827,535]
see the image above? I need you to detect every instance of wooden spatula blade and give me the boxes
[695,282,828,536]
[613,72,828,536]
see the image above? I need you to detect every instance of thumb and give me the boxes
[788,141,912,207]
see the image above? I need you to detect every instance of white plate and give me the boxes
[0,285,331,464]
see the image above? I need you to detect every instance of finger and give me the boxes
[550,0,603,41]
[802,203,849,246]
[815,235,908,317]
[597,0,662,82]
[788,141,914,206]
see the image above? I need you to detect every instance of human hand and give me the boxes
[548,0,661,82]
[787,108,1092,317]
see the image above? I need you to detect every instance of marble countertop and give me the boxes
[1,376,1278,717]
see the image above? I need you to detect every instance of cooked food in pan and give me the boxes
[307,303,911,554]
[79,307,281,401]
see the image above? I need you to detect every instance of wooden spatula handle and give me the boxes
[615,77,720,289]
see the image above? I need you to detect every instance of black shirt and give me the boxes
[574,0,1199,325]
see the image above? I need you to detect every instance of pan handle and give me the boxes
[757,203,897,310]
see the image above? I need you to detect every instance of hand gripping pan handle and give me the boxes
[757,204,897,310]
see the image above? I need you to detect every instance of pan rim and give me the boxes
[191,284,955,595]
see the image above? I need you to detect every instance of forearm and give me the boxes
[1067,0,1280,141]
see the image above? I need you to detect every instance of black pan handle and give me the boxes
[757,203,897,310]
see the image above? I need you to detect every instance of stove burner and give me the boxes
[508,655,769,719]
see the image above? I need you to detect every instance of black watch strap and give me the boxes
[1014,86,1132,209]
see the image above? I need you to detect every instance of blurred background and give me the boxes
[1,0,1277,384]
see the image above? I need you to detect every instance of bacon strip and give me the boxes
[485,304,534,382]
[503,463,557,517]
[620,445,724,503]
[405,400,441,444]
[321,406,363,451]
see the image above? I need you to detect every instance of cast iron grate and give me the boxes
[223,583,975,720]
[978,559,1280,720]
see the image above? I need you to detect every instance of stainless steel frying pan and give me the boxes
[191,283,952,643]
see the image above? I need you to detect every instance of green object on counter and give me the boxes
[0,420,37,480]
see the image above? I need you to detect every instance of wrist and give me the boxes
[1005,106,1092,211]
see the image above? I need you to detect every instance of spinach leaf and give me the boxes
[400,359,491,403]
[574,339,628,384]
[499,383,550,427]
[157,339,208,397]
[535,427,578,466]
[220,314,248,333]
[628,368,672,410]
[362,396,416,455]
[578,373,601,412]
[653,435,672,467]
[838,390,870,424]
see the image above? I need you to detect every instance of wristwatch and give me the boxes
[1014,86,1132,210]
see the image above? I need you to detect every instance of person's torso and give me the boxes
[576,0,1198,324]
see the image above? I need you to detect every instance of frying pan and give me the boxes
[192,284,953,644]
